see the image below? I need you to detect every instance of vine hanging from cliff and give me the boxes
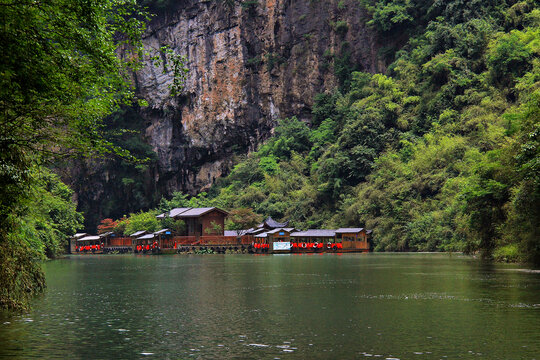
[149,45,189,97]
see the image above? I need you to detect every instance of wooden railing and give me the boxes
[239,235,254,245]
[198,236,240,245]
[109,237,132,246]
[171,236,198,246]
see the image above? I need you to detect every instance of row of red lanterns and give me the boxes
[291,242,343,249]
[253,243,270,249]
[252,243,344,250]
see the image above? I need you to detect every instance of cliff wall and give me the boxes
[69,0,382,228]
[139,0,380,193]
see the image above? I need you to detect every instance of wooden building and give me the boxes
[71,215,372,254]
[266,228,297,242]
[154,228,173,248]
[168,207,228,238]
[335,228,370,252]
[130,230,149,238]
[290,229,336,244]
[135,233,155,246]
[290,229,338,251]
[76,235,101,252]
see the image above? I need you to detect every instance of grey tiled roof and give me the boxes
[72,233,88,239]
[291,229,336,237]
[172,207,228,218]
[335,228,364,234]
[154,229,171,235]
[138,234,155,240]
[266,228,287,234]
[130,230,148,237]
[224,230,238,236]
[169,207,192,217]
[178,207,215,216]
[266,228,298,234]
[249,228,267,235]
[77,235,101,241]
[259,217,289,229]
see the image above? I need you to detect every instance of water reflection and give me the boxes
[0,253,539,359]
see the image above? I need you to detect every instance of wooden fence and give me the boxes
[108,237,132,247]
[170,236,198,247]
[197,236,237,245]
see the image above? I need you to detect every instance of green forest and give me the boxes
[125,0,538,262]
[1,0,539,311]
[0,0,151,310]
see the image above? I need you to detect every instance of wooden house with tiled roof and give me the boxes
[158,207,228,238]
[335,228,370,251]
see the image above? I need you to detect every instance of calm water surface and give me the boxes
[1,253,539,359]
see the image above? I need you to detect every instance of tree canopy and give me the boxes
[0,0,151,310]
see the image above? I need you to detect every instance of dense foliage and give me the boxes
[0,0,150,310]
[0,169,83,309]
[200,0,538,262]
[226,208,263,236]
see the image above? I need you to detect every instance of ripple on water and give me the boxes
[502,269,540,273]
[4,254,538,360]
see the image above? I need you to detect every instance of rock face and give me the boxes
[138,0,380,193]
[69,0,382,229]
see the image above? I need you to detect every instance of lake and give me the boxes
[1,253,539,359]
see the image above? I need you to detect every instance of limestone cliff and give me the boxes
[70,0,382,228]
[138,0,380,192]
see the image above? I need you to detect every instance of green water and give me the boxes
[1,253,539,359]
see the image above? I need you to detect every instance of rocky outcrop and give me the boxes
[138,0,380,193]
